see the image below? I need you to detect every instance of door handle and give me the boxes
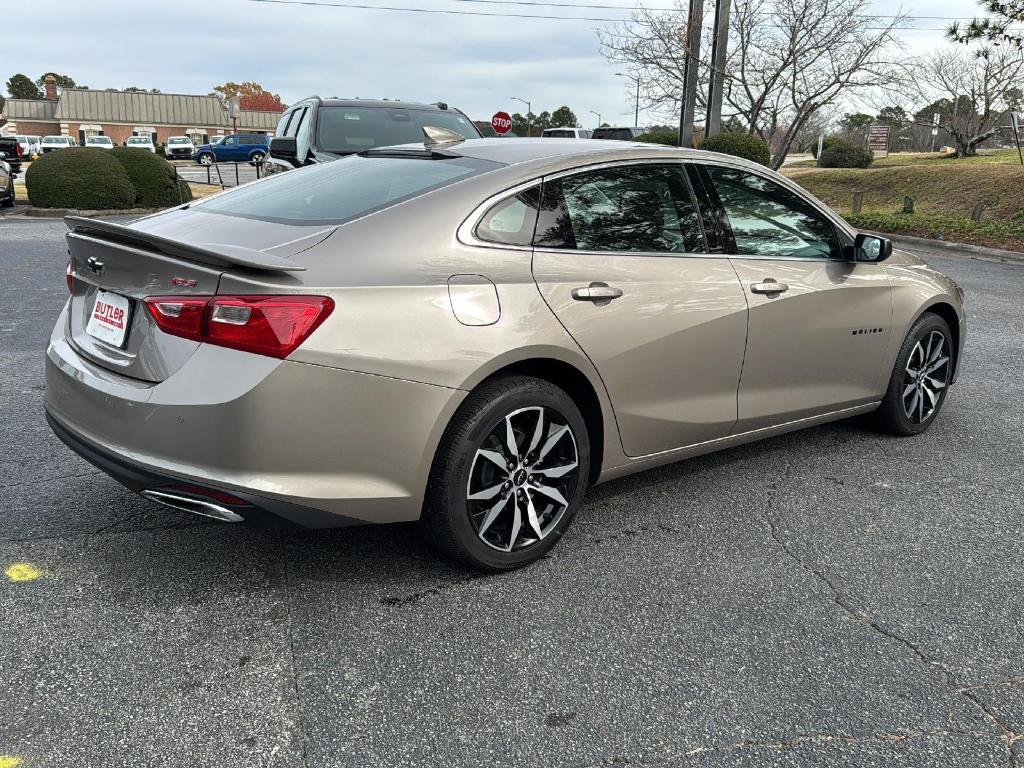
[750,279,789,295]
[571,283,624,303]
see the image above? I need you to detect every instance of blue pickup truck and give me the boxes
[192,133,269,165]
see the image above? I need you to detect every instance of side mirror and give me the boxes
[853,233,892,263]
[269,136,299,165]
[0,151,6,160]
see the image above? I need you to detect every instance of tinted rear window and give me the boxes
[317,107,480,153]
[197,154,502,226]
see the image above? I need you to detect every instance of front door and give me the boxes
[697,163,892,432]
[531,162,749,457]
[216,135,238,161]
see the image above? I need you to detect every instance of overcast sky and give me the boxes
[10,0,994,127]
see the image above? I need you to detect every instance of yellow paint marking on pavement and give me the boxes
[0,756,24,768]
[4,563,44,582]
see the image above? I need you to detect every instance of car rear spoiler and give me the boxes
[64,216,307,272]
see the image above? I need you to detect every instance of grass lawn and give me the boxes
[784,149,1024,250]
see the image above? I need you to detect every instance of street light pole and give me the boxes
[511,96,531,136]
[615,72,641,126]
[589,110,602,128]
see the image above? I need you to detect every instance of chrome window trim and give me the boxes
[458,179,541,252]
[458,158,709,255]
[688,158,861,263]
[458,156,861,262]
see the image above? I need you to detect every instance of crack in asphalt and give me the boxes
[572,727,1002,767]
[279,531,311,768]
[0,469,104,490]
[3,516,216,545]
[379,572,492,606]
[376,523,684,606]
[760,459,1022,767]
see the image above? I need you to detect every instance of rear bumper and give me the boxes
[45,313,465,527]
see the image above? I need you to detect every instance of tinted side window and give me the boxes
[475,187,540,246]
[706,166,840,259]
[534,165,705,254]
[241,136,255,145]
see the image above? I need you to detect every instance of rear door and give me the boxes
[531,162,748,457]
[694,163,892,431]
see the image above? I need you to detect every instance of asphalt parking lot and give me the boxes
[1,217,1022,768]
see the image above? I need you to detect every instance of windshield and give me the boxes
[168,137,191,144]
[317,107,480,154]
[44,136,68,144]
[128,137,151,144]
[544,130,575,138]
[197,153,501,226]
[87,137,111,144]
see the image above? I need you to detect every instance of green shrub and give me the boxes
[818,139,873,169]
[110,147,192,207]
[635,129,678,146]
[700,132,771,165]
[25,148,136,210]
[811,135,843,159]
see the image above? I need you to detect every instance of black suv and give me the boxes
[267,98,482,171]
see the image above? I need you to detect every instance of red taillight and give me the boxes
[144,297,208,342]
[144,295,334,359]
[66,260,73,293]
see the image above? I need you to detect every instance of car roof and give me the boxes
[298,97,459,112]
[447,137,732,167]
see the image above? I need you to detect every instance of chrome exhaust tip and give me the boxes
[141,489,245,523]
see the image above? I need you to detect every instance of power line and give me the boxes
[440,0,977,20]
[244,0,1022,30]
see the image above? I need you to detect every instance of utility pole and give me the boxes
[590,110,602,128]
[511,96,532,136]
[678,0,704,148]
[705,0,730,137]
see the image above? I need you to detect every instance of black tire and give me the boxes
[250,151,265,164]
[870,312,954,436]
[197,153,214,166]
[423,376,591,571]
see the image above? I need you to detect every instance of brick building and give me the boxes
[1,76,280,145]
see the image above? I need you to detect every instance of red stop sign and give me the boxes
[492,111,513,135]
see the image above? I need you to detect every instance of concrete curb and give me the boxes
[881,232,1024,264]
[24,207,162,218]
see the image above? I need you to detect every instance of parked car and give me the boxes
[0,136,22,175]
[85,136,115,150]
[164,136,195,160]
[543,128,593,138]
[17,135,42,159]
[266,98,481,173]
[40,135,73,154]
[192,133,269,166]
[126,136,156,153]
[0,150,15,207]
[591,126,647,140]
[47,138,965,571]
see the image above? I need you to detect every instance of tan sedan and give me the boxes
[46,137,964,570]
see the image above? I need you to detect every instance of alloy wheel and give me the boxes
[466,406,580,553]
[902,330,950,424]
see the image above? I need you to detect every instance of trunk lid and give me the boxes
[65,210,332,382]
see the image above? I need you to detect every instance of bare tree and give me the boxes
[598,0,907,168]
[911,47,1024,157]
